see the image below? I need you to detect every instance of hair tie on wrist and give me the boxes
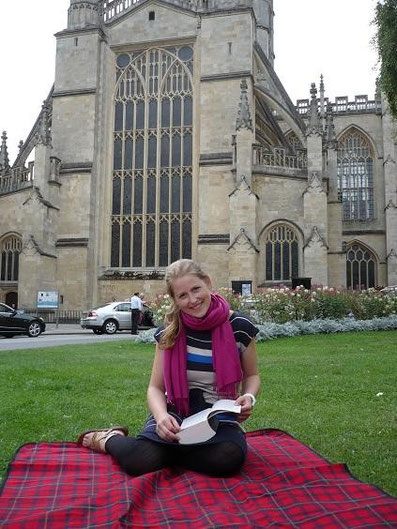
[243,393,256,407]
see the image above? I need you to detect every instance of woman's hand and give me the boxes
[234,394,255,423]
[155,413,181,442]
[148,344,180,442]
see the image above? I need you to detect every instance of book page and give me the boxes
[210,399,241,414]
[178,420,216,445]
[179,408,212,430]
[178,400,242,444]
[180,400,240,430]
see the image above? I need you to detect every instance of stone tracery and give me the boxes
[337,128,374,221]
[111,47,193,269]
[264,223,299,282]
[0,235,22,282]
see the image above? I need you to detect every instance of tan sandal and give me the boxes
[77,426,129,453]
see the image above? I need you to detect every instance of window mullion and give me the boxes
[271,241,276,281]
[154,89,161,268]
[142,53,149,267]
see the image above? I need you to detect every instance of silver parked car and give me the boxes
[80,301,155,334]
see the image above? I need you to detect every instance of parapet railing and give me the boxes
[253,145,307,171]
[102,0,139,22]
[296,96,382,116]
[0,162,34,195]
[102,0,251,21]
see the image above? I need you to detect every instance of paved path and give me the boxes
[45,323,92,335]
[45,323,153,335]
[0,324,154,351]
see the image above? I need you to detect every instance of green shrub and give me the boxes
[138,315,397,343]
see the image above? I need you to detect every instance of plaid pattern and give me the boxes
[1,429,396,528]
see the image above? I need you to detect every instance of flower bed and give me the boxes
[218,286,397,324]
[141,286,397,343]
[150,286,397,325]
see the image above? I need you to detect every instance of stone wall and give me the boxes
[98,277,165,306]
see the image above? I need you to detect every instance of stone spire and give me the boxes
[319,75,324,98]
[36,101,52,146]
[306,83,322,136]
[375,76,381,104]
[236,79,253,131]
[319,74,326,130]
[325,102,337,149]
[0,131,10,171]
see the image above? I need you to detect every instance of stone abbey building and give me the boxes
[0,0,396,311]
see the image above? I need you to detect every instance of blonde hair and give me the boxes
[159,259,210,349]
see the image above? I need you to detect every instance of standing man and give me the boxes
[130,292,142,335]
[138,293,145,325]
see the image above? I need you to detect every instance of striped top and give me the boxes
[154,312,259,405]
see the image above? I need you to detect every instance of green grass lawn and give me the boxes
[1,331,396,496]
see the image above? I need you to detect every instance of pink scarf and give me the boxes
[163,293,243,416]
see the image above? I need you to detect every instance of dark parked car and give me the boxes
[0,303,46,338]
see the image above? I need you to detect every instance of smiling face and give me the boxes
[171,274,212,318]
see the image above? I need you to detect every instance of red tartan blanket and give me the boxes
[0,429,396,528]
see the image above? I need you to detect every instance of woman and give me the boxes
[78,259,260,477]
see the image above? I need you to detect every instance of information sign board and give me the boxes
[37,291,59,309]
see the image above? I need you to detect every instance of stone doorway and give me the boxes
[5,291,18,309]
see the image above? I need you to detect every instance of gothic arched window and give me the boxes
[337,128,374,221]
[285,131,304,153]
[111,46,193,268]
[0,236,22,282]
[265,224,299,281]
[346,242,376,290]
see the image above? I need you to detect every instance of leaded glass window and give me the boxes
[265,225,299,281]
[337,128,374,221]
[111,46,193,268]
[0,236,22,282]
[346,243,376,290]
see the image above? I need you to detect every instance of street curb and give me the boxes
[42,322,155,336]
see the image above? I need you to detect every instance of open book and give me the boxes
[178,399,241,445]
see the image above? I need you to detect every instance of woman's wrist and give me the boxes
[147,389,168,421]
[242,392,256,407]
[151,406,171,424]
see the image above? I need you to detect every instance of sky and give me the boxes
[0,0,379,163]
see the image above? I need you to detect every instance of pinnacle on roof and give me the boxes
[325,102,337,148]
[236,79,253,132]
[36,101,52,147]
[0,131,10,171]
[306,83,322,136]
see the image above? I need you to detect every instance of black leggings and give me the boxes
[106,435,245,477]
